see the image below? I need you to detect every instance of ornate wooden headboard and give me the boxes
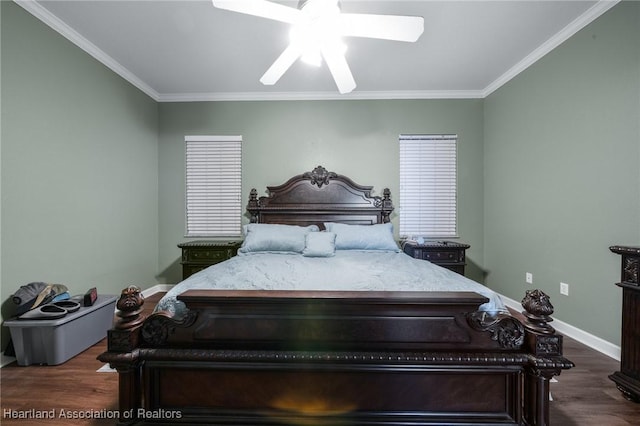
[247,166,393,229]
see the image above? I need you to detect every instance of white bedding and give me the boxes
[156,250,506,318]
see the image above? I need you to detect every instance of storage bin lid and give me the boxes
[5,295,116,328]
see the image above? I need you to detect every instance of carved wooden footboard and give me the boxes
[99,287,573,426]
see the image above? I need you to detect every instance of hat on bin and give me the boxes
[12,282,69,316]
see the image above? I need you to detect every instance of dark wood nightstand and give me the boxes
[402,240,470,275]
[178,241,242,280]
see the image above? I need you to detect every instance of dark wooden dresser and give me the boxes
[402,240,470,275]
[178,240,242,280]
[609,245,640,402]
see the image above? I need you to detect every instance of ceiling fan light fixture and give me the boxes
[290,21,346,68]
[291,0,343,67]
[212,0,424,94]
[300,50,323,67]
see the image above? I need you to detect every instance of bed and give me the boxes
[99,166,573,426]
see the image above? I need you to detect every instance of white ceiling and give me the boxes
[17,0,619,101]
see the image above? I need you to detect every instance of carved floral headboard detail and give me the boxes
[302,165,337,188]
[247,166,393,228]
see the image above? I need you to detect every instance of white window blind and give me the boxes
[185,136,242,237]
[399,134,458,238]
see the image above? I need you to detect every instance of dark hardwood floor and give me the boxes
[547,336,639,425]
[1,292,638,425]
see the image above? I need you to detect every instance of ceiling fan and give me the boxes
[212,0,424,94]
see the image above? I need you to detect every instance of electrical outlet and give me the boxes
[560,282,569,296]
[525,272,533,284]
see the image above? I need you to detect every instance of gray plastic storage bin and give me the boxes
[5,294,117,366]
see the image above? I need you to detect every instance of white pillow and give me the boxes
[323,222,399,252]
[303,232,336,257]
[239,223,319,253]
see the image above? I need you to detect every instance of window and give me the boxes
[185,135,242,237]
[399,134,457,238]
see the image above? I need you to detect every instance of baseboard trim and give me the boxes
[141,284,174,298]
[500,293,621,361]
[1,354,16,368]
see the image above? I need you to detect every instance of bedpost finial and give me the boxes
[114,285,145,330]
[248,188,259,223]
[382,188,393,223]
[521,289,555,334]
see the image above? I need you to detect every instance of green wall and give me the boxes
[484,2,640,344]
[157,99,485,283]
[0,2,159,347]
[2,0,639,354]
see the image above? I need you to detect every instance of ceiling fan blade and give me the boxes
[321,46,356,94]
[260,43,303,85]
[212,0,301,24]
[339,14,424,42]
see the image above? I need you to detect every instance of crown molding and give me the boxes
[157,89,485,102]
[482,0,620,97]
[16,0,619,103]
[14,0,160,101]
